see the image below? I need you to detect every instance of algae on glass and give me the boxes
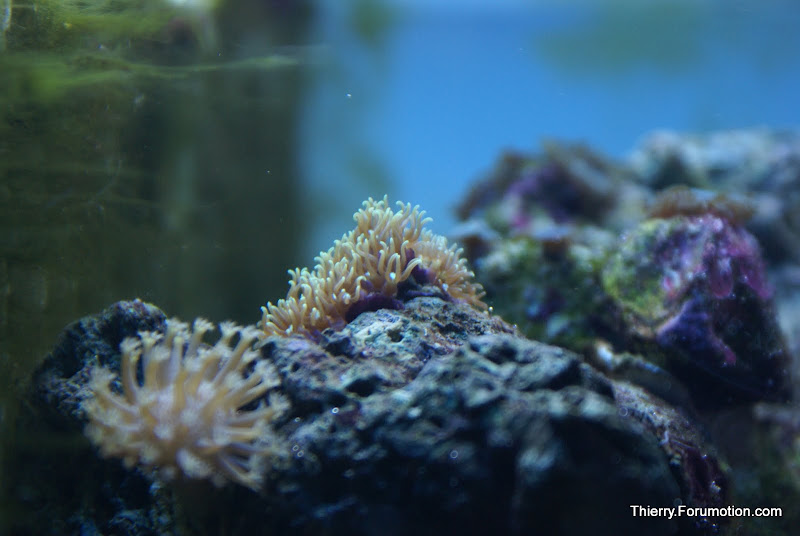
[0,0,311,528]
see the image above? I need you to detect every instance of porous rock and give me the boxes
[17,297,723,536]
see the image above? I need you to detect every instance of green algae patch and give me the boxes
[601,218,683,328]
[477,235,612,353]
[3,0,179,53]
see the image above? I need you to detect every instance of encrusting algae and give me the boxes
[260,196,487,339]
[82,318,288,490]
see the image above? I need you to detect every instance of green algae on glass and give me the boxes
[0,0,297,101]
[0,2,307,531]
[3,0,186,53]
[0,0,300,376]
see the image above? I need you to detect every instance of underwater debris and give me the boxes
[260,196,486,339]
[82,317,288,490]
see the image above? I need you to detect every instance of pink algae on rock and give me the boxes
[602,196,789,406]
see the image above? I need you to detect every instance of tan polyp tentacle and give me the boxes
[213,334,254,388]
[367,214,384,238]
[397,240,408,265]
[377,241,391,277]
[138,333,159,383]
[120,338,142,403]
[171,361,189,413]
[352,240,372,269]
[391,204,407,241]
[413,215,432,241]
[267,300,289,325]
[161,334,186,385]
[286,285,300,301]
[199,375,237,423]
[383,235,395,256]
[310,307,327,329]
[217,455,261,490]
[192,436,227,457]
[289,299,306,326]
[220,433,269,457]
[332,265,349,294]
[296,282,312,303]
[93,375,136,414]
[314,290,330,318]
[288,267,303,284]
[144,338,169,389]
[218,321,238,349]
[386,252,401,280]
[398,256,422,282]
[224,371,269,408]
[163,319,188,355]
[228,402,276,425]
[332,278,351,306]
[216,425,263,448]
[185,318,213,360]
[353,274,367,302]
[162,323,176,351]
[184,353,217,395]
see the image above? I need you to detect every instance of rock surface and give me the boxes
[12,296,724,536]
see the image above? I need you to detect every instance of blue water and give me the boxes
[300,0,800,258]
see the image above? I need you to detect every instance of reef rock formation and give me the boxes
[14,295,725,536]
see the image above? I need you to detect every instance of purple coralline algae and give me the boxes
[602,205,790,406]
[456,142,622,239]
[629,129,800,265]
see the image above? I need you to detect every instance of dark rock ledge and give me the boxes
[10,296,724,536]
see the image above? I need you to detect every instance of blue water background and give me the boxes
[299,0,800,259]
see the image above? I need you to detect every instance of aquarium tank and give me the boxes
[2,1,800,535]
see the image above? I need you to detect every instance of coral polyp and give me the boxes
[82,318,288,490]
[260,196,486,339]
